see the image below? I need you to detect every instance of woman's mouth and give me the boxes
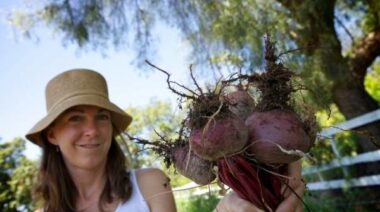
[79,144,100,149]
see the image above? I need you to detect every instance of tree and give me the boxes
[0,138,37,212]
[8,0,380,173]
[8,157,38,212]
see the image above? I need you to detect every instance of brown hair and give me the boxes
[34,136,132,212]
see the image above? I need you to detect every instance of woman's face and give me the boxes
[46,105,113,172]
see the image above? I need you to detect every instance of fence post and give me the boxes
[328,137,350,177]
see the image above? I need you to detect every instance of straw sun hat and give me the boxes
[26,68,132,146]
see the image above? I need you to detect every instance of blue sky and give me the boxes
[0,1,192,159]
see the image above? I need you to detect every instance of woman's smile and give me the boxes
[78,143,101,149]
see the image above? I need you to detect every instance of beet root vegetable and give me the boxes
[245,109,312,164]
[173,144,216,185]
[217,155,284,211]
[189,117,249,161]
[224,90,255,119]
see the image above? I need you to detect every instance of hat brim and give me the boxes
[26,94,132,146]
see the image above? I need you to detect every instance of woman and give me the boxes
[26,69,176,212]
[27,68,305,212]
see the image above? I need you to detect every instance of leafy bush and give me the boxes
[176,193,220,212]
[304,187,380,212]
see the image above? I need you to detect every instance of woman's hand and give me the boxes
[214,191,263,212]
[214,160,305,212]
[277,160,305,212]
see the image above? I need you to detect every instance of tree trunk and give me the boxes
[332,80,380,175]
[332,81,380,152]
[278,0,380,175]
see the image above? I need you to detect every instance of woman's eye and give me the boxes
[97,114,110,121]
[68,115,82,122]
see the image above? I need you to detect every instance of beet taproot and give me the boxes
[245,109,312,164]
[224,90,255,119]
[190,117,249,161]
[173,144,216,185]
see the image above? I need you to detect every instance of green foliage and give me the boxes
[309,105,347,163]
[365,62,380,103]
[176,193,220,212]
[304,187,380,211]
[313,104,359,159]
[0,138,37,212]
[122,99,192,187]
[123,99,184,168]
[165,166,192,188]
[304,105,360,181]
[360,1,380,34]
[8,158,38,211]
[126,99,183,139]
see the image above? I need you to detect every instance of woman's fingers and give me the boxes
[214,192,263,212]
[282,160,303,198]
[277,160,305,212]
[276,180,305,212]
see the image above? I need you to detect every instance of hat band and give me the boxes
[48,91,108,113]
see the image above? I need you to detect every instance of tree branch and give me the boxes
[348,28,380,82]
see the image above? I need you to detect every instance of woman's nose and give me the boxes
[83,119,98,136]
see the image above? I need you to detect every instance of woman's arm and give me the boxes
[137,168,177,212]
[215,160,305,212]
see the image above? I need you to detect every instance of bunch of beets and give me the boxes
[132,36,316,211]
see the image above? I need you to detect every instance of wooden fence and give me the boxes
[303,109,380,190]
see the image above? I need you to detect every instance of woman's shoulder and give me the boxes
[135,168,171,191]
[134,168,176,211]
[135,168,168,181]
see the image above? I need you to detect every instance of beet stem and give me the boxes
[256,168,274,212]
[185,144,192,173]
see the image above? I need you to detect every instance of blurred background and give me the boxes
[1,0,380,211]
